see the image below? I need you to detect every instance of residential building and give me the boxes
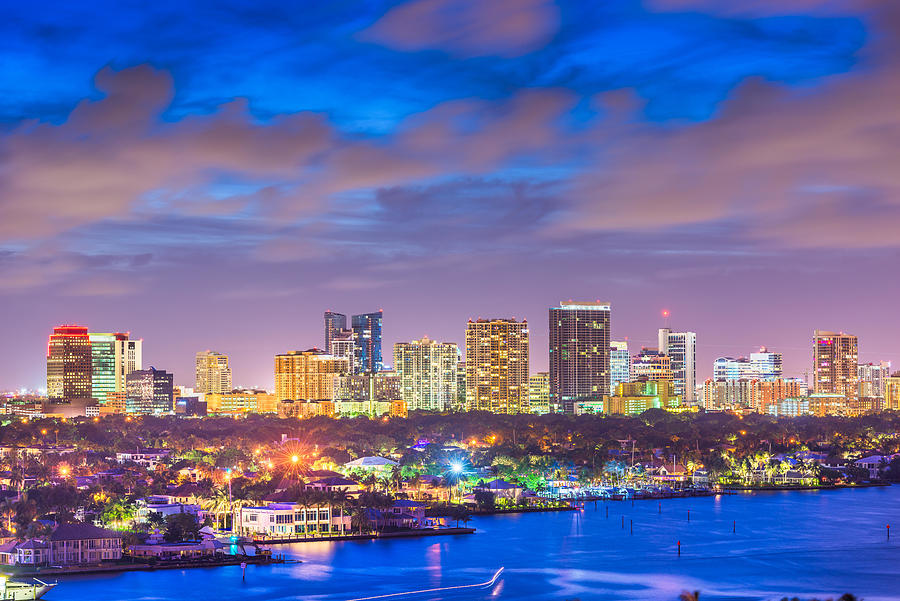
[277,399,336,419]
[813,330,858,401]
[329,331,355,375]
[658,328,696,402]
[324,311,348,350]
[195,351,232,394]
[754,378,805,413]
[528,372,550,415]
[48,523,124,565]
[886,373,900,411]
[767,397,811,418]
[549,301,610,414]
[47,325,92,402]
[89,332,142,405]
[631,348,673,382]
[238,503,351,537]
[334,371,401,416]
[116,449,172,469]
[610,341,630,395]
[702,379,755,410]
[393,337,458,411]
[352,311,383,374]
[750,347,783,381]
[205,389,277,415]
[713,357,753,382]
[858,361,892,398]
[274,349,349,401]
[465,318,529,414]
[125,368,174,415]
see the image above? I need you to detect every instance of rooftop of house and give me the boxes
[50,523,124,541]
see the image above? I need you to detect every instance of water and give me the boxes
[57,487,900,601]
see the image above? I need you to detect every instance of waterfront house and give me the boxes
[854,454,896,479]
[474,479,524,501]
[49,523,124,565]
[0,539,50,565]
[385,500,427,528]
[238,503,351,538]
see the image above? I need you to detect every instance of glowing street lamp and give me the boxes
[291,455,299,464]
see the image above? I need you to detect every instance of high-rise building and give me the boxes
[750,347,783,381]
[631,348,673,382]
[324,311,347,350]
[885,373,900,411]
[47,325,93,402]
[456,361,467,409]
[329,331,356,375]
[195,351,232,394]
[352,311,383,374]
[529,372,551,415]
[610,341,630,396]
[125,367,174,415]
[603,380,680,416]
[658,329,696,402]
[333,371,402,416]
[858,361,892,398]
[393,337,458,412]
[813,330,858,400]
[713,357,753,382]
[548,302,610,414]
[274,349,350,401]
[465,318,529,414]
[89,332,142,405]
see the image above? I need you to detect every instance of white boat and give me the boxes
[0,577,57,600]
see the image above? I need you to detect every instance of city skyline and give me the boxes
[1,0,899,391]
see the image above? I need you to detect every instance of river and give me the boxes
[57,486,900,600]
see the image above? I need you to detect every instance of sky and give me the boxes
[1,0,898,390]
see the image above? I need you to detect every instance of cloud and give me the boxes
[645,0,881,16]
[359,0,560,57]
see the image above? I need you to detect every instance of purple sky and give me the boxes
[1,0,898,390]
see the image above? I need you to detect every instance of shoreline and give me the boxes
[723,482,891,492]
[251,526,476,545]
[1,554,281,578]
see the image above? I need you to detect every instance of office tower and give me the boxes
[47,325,93,402]
[529,372,551,415]
[631,348,673,381]
[352,311,383,374]
[465,318,529,414]
[89,332,142,405]
[885,373,900,411]
[324,311,347,350]
[195,351,233,394]
[125,367,174,415]
[858,361,892,398]
[610,341,630,396]
[393,337,459,411]
[274,349,350,401]
[329,331,356,375]
[658,328,696,402]
[605,380,680,416]
[750,347,783,381]
[548,301,610,414]
[813,330,859,400]
[713,357,753,381]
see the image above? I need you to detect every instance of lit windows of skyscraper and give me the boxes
[529,372,550,415]
[610,341,630,395]
[658,328,696,402]
[330,332,356,375]
[393,337,459,412]
[195,350,232,394]
[813,330,859,401]
[125,367,174,415]
[750,347,783,381]
[713,357,753,381]
[465,318,529,414]
[352,311,383,374]
[548,301,610,414]
[274,349,350,401]
[89,332,142,405]
[324,311,348,350]
[858,361,891,398]
[631,348,673,382]
[47,325,92,402]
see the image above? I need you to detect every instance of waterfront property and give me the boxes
[238,503,351,538]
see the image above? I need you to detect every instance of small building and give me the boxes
[238,503,351,538]
[115,449,172,470]
[475,480,523,501]
[305,477,361,495]
[343,456,398,474]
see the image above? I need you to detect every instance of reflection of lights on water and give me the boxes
[492,579,504,597]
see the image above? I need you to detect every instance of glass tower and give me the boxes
[549,302,610,414]
[352,311,383,374]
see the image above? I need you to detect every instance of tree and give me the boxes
[147,511,167,531]
[164,512,200,542]
[473,490,495,511]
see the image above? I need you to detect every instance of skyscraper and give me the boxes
[275,349,350,401]
[329,331,356,375]
[858,361,891,398]
[610,341,631,395]
[352,311,383,374]
[813,330,858,400]
[713,357,753,381]
[393,337,458,411]
[885,372,900,411]
[529,372,550,415]
[658,328,696,402]
[549,301,611,414]
[195,351,233,394]
[125,367,174,415]
[631,348,673,381]
[465,318,529,414]
[89,332,142,405]
[47,325,92,402]
[750,347,783,381]
[324,311,347,350]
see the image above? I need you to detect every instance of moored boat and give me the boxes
[1,577,57,600]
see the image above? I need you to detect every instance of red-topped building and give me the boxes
[47,325,92,402]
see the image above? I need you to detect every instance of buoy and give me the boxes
[677,540,681,556]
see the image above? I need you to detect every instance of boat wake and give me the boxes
[344,567,504,601]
